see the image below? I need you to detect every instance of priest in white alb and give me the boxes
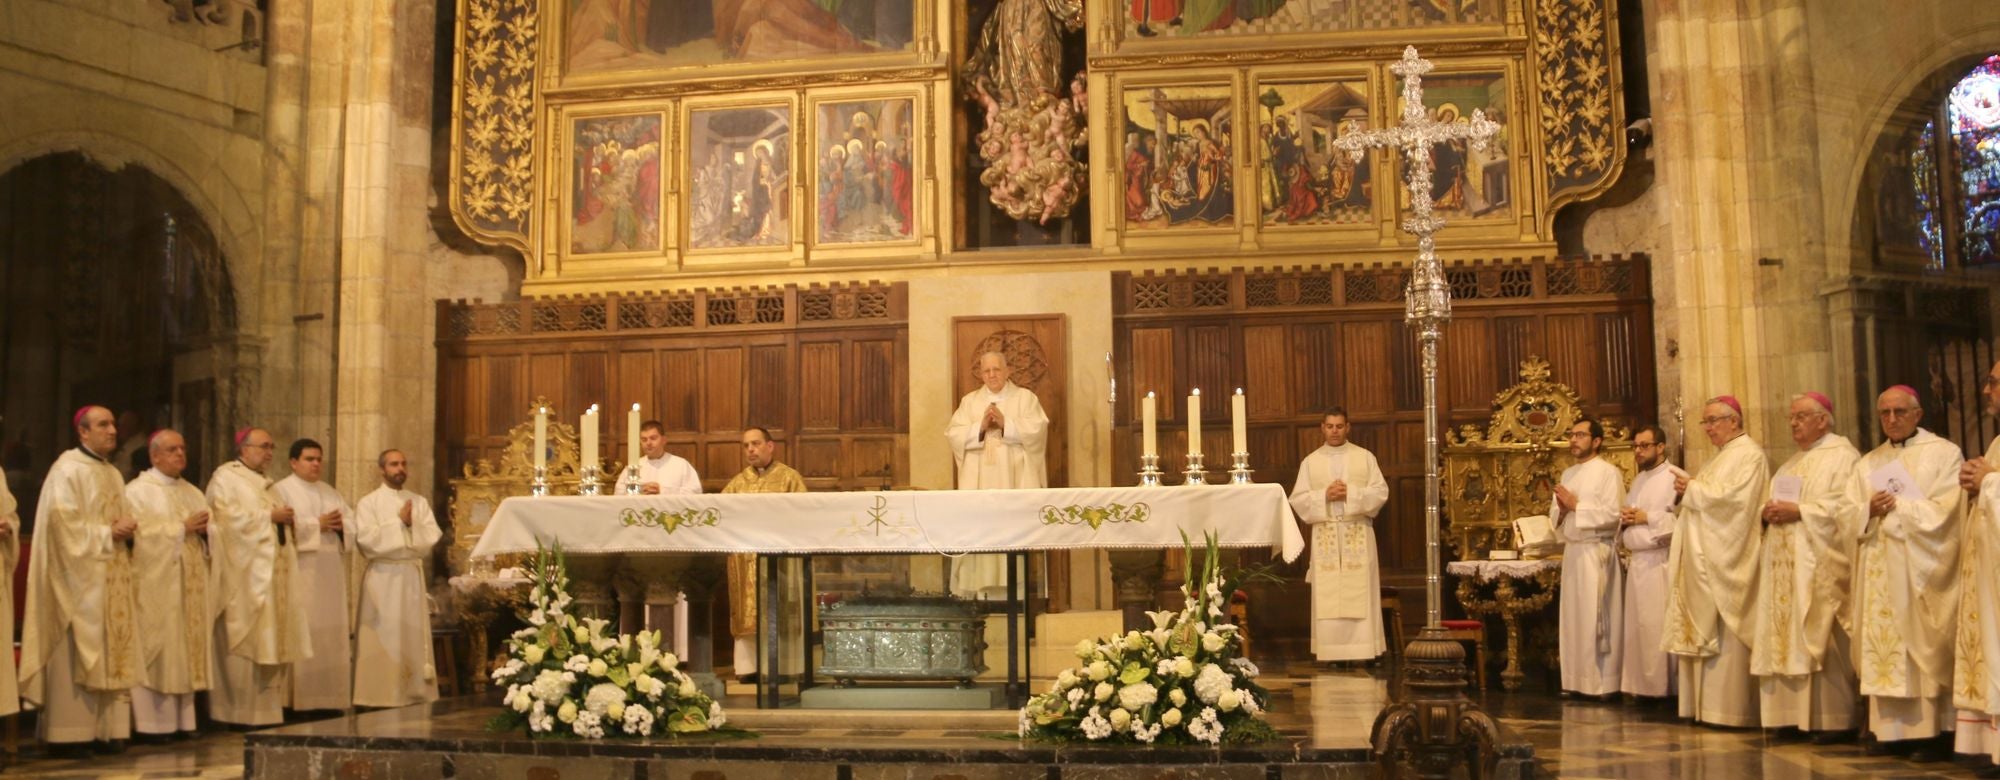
[1852,385,1964,762]
[0,464,22,721]
[1662,395,1769,728]
[1288,407,1390,663]
[20,406,140,752]
[1619,423,1678,699]
[206,427,309,728]
[271,438,355,713]
[124,430,212,739]
[1551,417,1624,696]
[1955,358,2000,769]
[945,351,1049,599]
[352,449,443,708]
[1750,392,1861,740]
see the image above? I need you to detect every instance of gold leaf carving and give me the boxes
[449,0,537,251]
[1533,0,1623,205]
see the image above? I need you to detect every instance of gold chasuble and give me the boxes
[720,463,807,640]
[20,449,141,703]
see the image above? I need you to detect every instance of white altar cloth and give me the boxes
[470,484,1303,562]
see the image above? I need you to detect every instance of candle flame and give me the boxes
[1192,388,1201,396]
[1235,388,1243,395]
[631,403,641,411]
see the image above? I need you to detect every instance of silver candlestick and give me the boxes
[1227,452,1252,484]
[1182,453,1207,486]
[1137,454,1163,487]
[621,464,642,495]
[530,465,549,497]
[578,465,602,496]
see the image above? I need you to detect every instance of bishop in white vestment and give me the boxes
[352,450,443,708]
[272,439,355,712]
[1287,409,1390,662]
[124,430,212,737]
[0,466,22,719]
[20,407,140,747]
[1552,418,1625,696]
[1619,425,1678,698]
[1852,386,1964,760]
[1751,393,1861,735]
[206,428,310,727]
[1954,358,2000,767]
[945,352,1049,598]
[1662,396,1768,728]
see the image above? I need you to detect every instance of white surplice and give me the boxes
[1620,461,1678,697]
[1957,435,2000,762]
[206,460,309,727]
[1663,434,1769,728]
[0,469,21,718]
[124,469,212,734]
[1853,429,1964,741]
[1553,456,1625,696]
[352,485,442,708]
[21,448,140,743]
[616,453,704,495]
[272,474,356,711]
[1288,442,1390,661]
[1751,433,1862,732]
[945,381,1049,598]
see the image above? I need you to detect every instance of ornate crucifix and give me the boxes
[1337,47,1504,778]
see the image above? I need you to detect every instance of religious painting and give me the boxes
[686,104,792,251]
[1120,0,1499,41]
[568,114,663,255]
[812,97,918,245]
[565,0,917,77]
[1253,78,1374,227]
[1946,54,2000,267]
[1399,70,1511,222]
[1120,84,1235,230]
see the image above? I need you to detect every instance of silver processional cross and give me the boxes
[1330,46,1500,631]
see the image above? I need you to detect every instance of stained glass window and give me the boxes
[1913,120,1944,270]
[1946,54,2000,266]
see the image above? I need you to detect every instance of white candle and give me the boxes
[1141,392,1158,459]
[534,406,548,471]
[581,404,599,472]
[628,403,642,467]
[1187,389,1202,457]
[1232,388,1247,455]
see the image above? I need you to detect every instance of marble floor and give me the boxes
[3,666,1997,778]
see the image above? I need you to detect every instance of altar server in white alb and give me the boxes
[1750,392,1861,739]
[206,427,309,728]
[20,406,140,752]
[271,438,355,713]
[1662,395,1769,728]
[1551,417,1624,697]
[1618,423,1678,698]
[1288,407,1390,663]
[945,351,1050,598]
[124,430,212,738]
[617,420,704,495]
[1852,385,1964,762]
[1954,358,2000,769]
[352,449,443,708]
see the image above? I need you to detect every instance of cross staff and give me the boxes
[1329,46,1500,631]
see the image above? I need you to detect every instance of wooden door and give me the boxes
[951,315,1068,487]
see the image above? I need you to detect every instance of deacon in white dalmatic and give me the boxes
[1852,385,1964,762]
[271,438,355,713]
[1618,423,1679,698]
[352,449,443,708]
[1750,392,1862,738]
[206,427,309,728]
[1288,407,1390,663]
[124,430,212,738]
[1552,417,1624,697]
[1954,358,2000,769]
[1662,395,1769,728]
[945,351,1049,599]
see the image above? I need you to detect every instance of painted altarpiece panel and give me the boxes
[565,112,666,256]
[1113,0,1503,46]
[811,95,921,247]
[1117,80,1238,233]
[1395,67,1514,226]
[562,0,922,79]
[684,101,795,254]
[1251,74,1377,230]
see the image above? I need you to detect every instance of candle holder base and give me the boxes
[621,464,642,495]
[1182,453,1208,486]
[530,465,549,497]
[1227,451,1252,485]
[578,465,602,496]
[1137,454,1163,487]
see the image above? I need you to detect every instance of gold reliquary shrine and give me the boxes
[1443,357,1636,560]
[446,396,598,575]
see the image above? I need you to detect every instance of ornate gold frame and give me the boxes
[553,104,673,276]
[1108,69,1246,249]
[679,93,803,268]
[1244,64,1385,243]
[804,83,936,260]
[1384,56,1524,239]
[446,396,588,574]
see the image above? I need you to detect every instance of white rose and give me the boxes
[1087,660,1112,681]
[1173,658,1195,677]
[523,645,546,665]
[1108,708,1132,731]
[1169,688,1188,707]
[1201,632,1226,654]
[607,702,626,721]
[1117,682,1158,711]
[1094,681,1114,701]
[1123,631,1147,651]
[587,659,609,677]
[1057,669,1078,690]
[1218,690,1242,712]
[1162,707,1183,727]
[659,653,680,673]
[679,679,699,698]
[558,700,579,724]
[1076,639,1096,659]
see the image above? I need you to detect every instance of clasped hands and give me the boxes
[1760,500,1802,525]
[1323,479,1348,502]
[981,403,1006,434]
[1617,506,1648,527]
[1553,484,1578,515]
[1963,457,1994,496]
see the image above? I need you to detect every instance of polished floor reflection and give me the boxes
[1,664,1996,778]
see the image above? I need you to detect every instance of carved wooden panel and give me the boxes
[703,348,745,432]
[1243,325,1289,418]
[1342,322,1393,415]
[951,315,1068,488]
[1128,327,1177,419]
[800,342,842,430]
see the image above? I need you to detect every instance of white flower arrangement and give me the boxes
[1018,532,1276,745]
[489,544,733,739]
